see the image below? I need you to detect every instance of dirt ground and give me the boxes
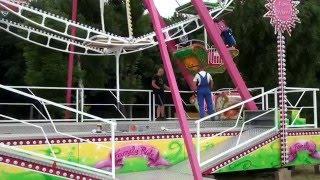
[292,166,320,180]
[212,165,320,180]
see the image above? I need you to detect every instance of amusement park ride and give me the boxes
[0,0,319,180]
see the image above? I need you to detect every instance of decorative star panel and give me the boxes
[264,0,300,35]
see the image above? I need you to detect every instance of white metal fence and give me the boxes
[195,87,319,168]
[0,85,265,122]
[265,87,319,128]
[195,88,278,166]
[0,84,318,176]
[0,84,117,179]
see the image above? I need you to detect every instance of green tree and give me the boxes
[224,0,320,121]
[0,0,160,91]
[225,0,320,89]
[224,0,277,89]
[0,34,25,85]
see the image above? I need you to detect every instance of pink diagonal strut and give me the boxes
[144,0,202,179]
[65,0,78,118]
[158,15,197,91]
[191,0,258,110]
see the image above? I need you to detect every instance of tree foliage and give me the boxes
[0,0,319,95]
[0,34,25,85]
[225,0,320,89]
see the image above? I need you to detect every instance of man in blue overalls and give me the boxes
[193,67,215,118]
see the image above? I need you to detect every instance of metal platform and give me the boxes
[169,127,278,174]
[113,126,281,179]
[118,169,213,180]
[0,120,243,180]
[0,120,243,140]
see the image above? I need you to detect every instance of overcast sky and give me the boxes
[154,0,190,17]
[153,0,215,18]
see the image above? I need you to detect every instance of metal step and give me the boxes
[168,128,278,174]
[0,144,113,180]
[200,128,278,172]
[117,169,213,180]
[243,110,275,127]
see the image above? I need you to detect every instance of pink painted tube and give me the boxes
[158,14,197,91]
[65,0,79,118]
[191,0,257,110]
[144,0,203,179]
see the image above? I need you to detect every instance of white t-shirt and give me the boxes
[193,71,212,85]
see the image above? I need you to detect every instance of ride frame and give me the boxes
[1,0,314,180]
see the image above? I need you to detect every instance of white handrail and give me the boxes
[0,84,116,126]
[294,91,306,107]
[199,127,277,167]
[7,85,154,92]
[286,87,319,91]
[195,88,277,124]
[0,84,117,178]
[313,91,318,128]
[1,89,113,148]
[0,143,113,177]
[0,114,56,158]
[195,88,276,164]
[19,88,113,149]
[0,86,315,124]
[6,85,265,94]
[270,88,318,128]
[236,108,276,145]
[200,104,244,143]
[195,86,319,167]
[39,99,112,149]
[285,96,295,108]
[289,107,303,126]
[0,103,48,120]
[196,104,244,162]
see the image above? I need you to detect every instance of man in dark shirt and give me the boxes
[152,67,169,120]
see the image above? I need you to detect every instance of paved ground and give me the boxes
[292,166,320,180]
[118,170,213,180]
[212,165,320,180]
[117,165,319,180]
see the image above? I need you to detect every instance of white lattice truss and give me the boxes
[0,0,234,55]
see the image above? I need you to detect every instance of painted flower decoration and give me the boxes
[264,0,300,35]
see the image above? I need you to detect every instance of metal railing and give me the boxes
[0,85,264,123]
[195,88,278,166]
[0,86,153,122]
[195,87,319,167]
[265,87,319,128]
[0,84,117,179]
[0,84,317,174]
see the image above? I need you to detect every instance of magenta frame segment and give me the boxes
[66,0,78,112]
[144,0,203,179]
[158,15,197,91]
[191,0,258,110]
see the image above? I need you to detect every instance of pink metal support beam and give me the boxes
[176,61,197,90]
[191,0,258,110]
[66,0,78,115]
[158,14,196,91]
[144,0,202,179]
[158,18,176,51]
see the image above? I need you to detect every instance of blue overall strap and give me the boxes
[199,72,209,87]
